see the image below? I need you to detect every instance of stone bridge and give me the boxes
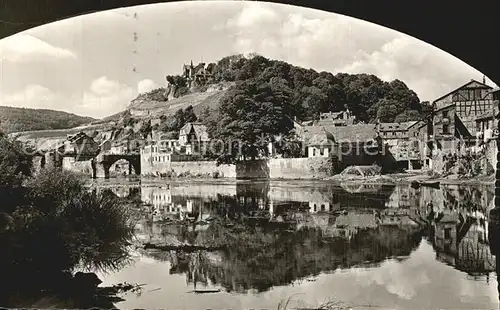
[94,153,141,179]
[30,150,141,179]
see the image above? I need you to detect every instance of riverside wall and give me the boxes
[140,155,236,178]
[171,161,236,178]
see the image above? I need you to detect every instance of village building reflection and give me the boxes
[91,180,497,293]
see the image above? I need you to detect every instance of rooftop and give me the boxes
[179,122,210,141]
[299,124,378,144]
[433,79,493,103]
[327,124,379,143]
[378,121,416,132]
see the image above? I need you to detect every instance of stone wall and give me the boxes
[140,159,171,176]
[141,156,339,180]
[171,161,236,178]
[235,160,269,179]
[236,158,336,180]
[269,158,334,179]
[141,154,236,178]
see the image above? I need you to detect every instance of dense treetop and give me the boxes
[206,54,432,123]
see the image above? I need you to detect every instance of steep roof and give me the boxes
[299,124,378,144]
[489,87,500,94]
[67,131,89,143]
[378,122,415,132]
[179,122,210,141]
[406,120,424,130]
[299,126,333,145]
[326,124,379,143]
[308,127,335,145]
[433,79,493,103]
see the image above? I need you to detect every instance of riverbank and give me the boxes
[86,172,495,187]
[388,172,495,186]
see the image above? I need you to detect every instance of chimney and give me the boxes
[483,75,486,84]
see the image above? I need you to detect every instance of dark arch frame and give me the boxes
[0,0,498,85]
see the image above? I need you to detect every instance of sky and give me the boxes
[0,1,497,119]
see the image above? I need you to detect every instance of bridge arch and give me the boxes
[94,154,141,179]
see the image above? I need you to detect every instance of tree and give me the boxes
[0,133,32,189]
[198,106,211,123]
[274,131,304,158]
[375,99,400,122]
[23,168,86,214]
[183,105,198,123]
[158,106,198,134]
[138,120,152,139]
[394,110,423,123]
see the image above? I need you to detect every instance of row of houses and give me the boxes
[297,79,500,170]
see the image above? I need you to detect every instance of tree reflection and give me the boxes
[136,182,497,296]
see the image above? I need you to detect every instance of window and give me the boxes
[459,89,469,100]
[442,110,448,118]
[475,89,482,100]
[442,124,450,134]
[445,227,452,239]
[468,89,475,101]
[312,148,316,156]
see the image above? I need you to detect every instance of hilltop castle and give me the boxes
[181,60,215,88]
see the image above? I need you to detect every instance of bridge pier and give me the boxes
[95,162,111,179]
[31,155,45,173]
[40,151,63,171]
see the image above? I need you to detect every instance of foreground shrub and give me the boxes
[23,168,86,214]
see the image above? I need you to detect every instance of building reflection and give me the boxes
[92,180,497,293]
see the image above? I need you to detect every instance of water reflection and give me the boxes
[91,179,498,309]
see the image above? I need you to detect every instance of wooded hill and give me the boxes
[140,53,432,129]
[0,106,95,134]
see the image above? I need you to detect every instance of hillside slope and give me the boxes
[127,83,231,119]
[0,106,96,134]
[9,85,230,144]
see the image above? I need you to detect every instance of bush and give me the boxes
[62,191,134,271]
[23,168,86,214]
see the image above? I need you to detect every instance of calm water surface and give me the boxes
[93,179,498,309]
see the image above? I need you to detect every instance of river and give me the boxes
[90,178,498,309]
